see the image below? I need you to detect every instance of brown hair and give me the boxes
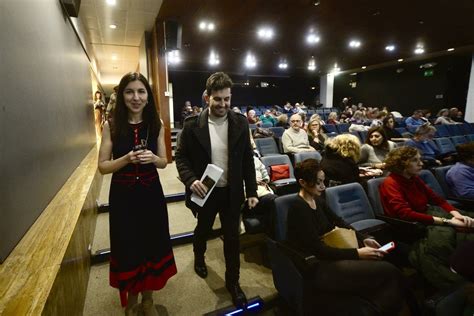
[366,126,389,150]
[294,159,322,186]
[456,143,474,163]
[384,146,420,173]
[206,72,233,96]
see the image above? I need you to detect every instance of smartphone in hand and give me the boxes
[378,242,396,252]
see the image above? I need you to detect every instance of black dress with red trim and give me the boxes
[109,121,177,307]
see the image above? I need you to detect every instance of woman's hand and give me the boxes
[136,150,157,164]
[363,238,381,249]
[126,150,143,164]
[450,211,474,228]
[357,247,385,260]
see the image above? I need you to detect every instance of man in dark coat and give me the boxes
[175,72,258,308]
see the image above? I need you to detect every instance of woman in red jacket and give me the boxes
[380,146,474,289]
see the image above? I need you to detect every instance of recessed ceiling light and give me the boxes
[207,23,215,31]
[257,27,274,40]
[245,53,257,68]
[306,32,320,45]
[106,0,116,5]
[398,58,404,62]
[278,61,288,69]
[361,66,367,69]
[447,48,455,52]
[385,45,396,51]
[332,63,341,75]
[307,58,316,71]
[208,51,220,66]
[350,72,357,76]
[199,21,215,32]
[311,86,316,90]
[109,24,117,29]
[167,50,181,64]
[313,1,320,6]
[414,47,424,54]
[349,40,361,48]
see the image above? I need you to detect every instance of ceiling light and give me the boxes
[332,63,341,75]
[447,48,455,52]
[208,51,220,66]
[307,57,316,71]
[313,1,320,6]
[349,40,361,48]
[361,66,367,69]
[245,53,257,68]
[311,86,316,90]
[109,24,117,29]
[199,21,215,32]
[111,54,118,60]
[278,61,288,69]
[385,45,396,51]
[350,72,357,76]
[306,33,320,45]
[167,50,181,65]
[398,58,404,62]
[106,0,116,5]
[414,47,424,54]
[257,27,274,40]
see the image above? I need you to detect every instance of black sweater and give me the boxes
[287,195,365,260]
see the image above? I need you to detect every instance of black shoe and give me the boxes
[194,256,208,278]
[226,283,247,308]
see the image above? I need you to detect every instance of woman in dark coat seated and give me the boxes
[287,159,408,315]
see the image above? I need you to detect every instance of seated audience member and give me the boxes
[181,101,194,125]
[242,156,278,234]
[247,109,261,125]
[370,110,388,127]
[449,107,465,123]
[321,134,362,186]
[405,124,452,167]
[275,114,289,128]
[307,116,328,153]
[455,110,465,123]
[283,101,294,115]
[434,108,458,125]
[282,114,315,154]
[405,110,426,133]
[383,115,409,142]
[446,143,474,199]
[380,146,474,289]
[359,127,395,169]
[326,112,339,125]
[232,106,241,113]
[259,109,277,126]
[287,159,407,315]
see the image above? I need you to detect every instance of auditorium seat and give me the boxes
[293,151,322,165]
[336,123,350,133]
[434,125,450,138]
[254,138,280,156]
[432,137,456,155]
[269,126,285,138]
[450,135,467,146]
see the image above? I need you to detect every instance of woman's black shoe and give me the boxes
[226,283,248,308]
[194,257,208,278]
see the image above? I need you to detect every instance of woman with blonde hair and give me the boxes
[307,116,328,152]
[321,134,362,186]
[326,112,339,125]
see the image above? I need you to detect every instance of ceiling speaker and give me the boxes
[60,0,81,17]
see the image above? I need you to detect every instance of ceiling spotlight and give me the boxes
[257,27,274,40]
[208,51,220,66]
[332,63,341,75]
[278,60,288,69]
[306,33,320,45]
[199,21,215,32]
[361,66,367,69]
[307,57,316,71]
[398,58,404,62]
[167,50,181,65]
[106,0,116,5]
[245,53,257,68]
[385,45,396,51]
[313,1,320,6]
[349,40,361,48]
[447,48,455,52]
[109,24,117,29]
[414,47,425,54]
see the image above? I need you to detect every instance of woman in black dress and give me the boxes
[287,159,407,315]
[99,72,177,316]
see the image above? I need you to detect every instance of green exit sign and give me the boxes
[424,69,434,77]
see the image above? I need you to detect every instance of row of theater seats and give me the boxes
[265,164,472,314]
[240,106,340,117]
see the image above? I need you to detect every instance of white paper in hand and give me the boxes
[191,164,224,207]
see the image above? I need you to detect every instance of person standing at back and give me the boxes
[175,72,258,308]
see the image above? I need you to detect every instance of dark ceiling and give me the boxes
[157,0,474,76]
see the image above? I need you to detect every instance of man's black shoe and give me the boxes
[226,283,248,308]
[194,257,208,278]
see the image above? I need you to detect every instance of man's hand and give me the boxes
[190,180,208,199]
[247,197,259,209]
[451,210,474,228]
[363,238,381,249]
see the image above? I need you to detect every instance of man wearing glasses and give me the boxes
[282,113,316,154]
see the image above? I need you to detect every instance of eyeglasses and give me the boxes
[290,120,301,123]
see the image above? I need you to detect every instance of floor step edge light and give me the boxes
[203,296,264,316]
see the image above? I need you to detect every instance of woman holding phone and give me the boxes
[99,72,176,316]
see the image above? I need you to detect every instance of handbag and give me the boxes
[321,226,358,249]
[252,127,274,138]
[270,164,290,181]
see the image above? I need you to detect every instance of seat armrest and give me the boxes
[268,238,318,271]
[447,196,474,208]
[375,214,426,242]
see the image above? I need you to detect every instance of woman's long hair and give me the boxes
[366,126,390,150]
[110,72,161,142]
